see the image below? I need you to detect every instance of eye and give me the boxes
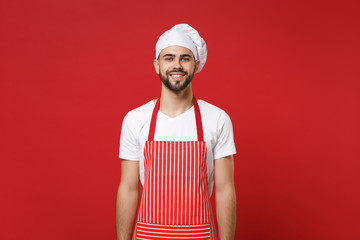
[165,57,173,61]
[181,58,190,62]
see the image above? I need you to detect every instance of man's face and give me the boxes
[154,46,200,92]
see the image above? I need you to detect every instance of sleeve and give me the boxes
[119,112,140,161]
[213,110,237,160]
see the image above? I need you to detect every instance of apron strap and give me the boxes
[148,96,204,141]
[148,98,160,141]
[193,97,204,141]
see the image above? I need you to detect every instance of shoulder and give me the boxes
[197,99,232,123]
[122,100,155,131]
[124,100,154,121]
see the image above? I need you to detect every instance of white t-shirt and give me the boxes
[119,99,236,196]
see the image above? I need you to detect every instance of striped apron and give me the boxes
[133,97,217,240]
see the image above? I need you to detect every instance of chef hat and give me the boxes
[156,24,207,73]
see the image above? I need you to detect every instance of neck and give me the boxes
[157,83,194,118]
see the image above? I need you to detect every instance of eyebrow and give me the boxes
[162,54,193,58]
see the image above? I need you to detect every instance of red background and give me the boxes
[1,0,359,239]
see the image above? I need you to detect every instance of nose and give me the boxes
[172,58,182,69]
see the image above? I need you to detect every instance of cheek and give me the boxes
[186,63,196,72]
[161,64,171,73]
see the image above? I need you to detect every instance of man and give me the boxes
[116,24,237,240]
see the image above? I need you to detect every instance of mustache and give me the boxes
[167,69,187,74]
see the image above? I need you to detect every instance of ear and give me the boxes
[153,59,160,74]
[194,60,200,73]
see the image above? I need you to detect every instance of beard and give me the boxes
[159,68,195,92]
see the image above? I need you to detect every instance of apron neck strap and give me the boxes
[148,96,204,141]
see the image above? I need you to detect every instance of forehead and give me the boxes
[159,45,194,57]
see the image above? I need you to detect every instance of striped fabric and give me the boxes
[135,222,211,239]
[132,97,217,239]
[133,141,217,239]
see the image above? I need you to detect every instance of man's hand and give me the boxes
[214,155,236,240]
[116,159,139,240]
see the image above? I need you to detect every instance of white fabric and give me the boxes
[156,24,207,73]
[119,99,236,196]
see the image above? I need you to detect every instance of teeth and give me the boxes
[172,75,182,77]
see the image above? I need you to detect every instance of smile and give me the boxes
[169,72,186,78]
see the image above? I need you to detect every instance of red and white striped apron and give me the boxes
[132,97,218,240]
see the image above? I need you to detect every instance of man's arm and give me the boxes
[116,159,139,240]
[214,155,236,240]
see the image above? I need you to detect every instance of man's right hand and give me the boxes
[116,159,139,240]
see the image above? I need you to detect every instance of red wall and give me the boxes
[1,0,359,239]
